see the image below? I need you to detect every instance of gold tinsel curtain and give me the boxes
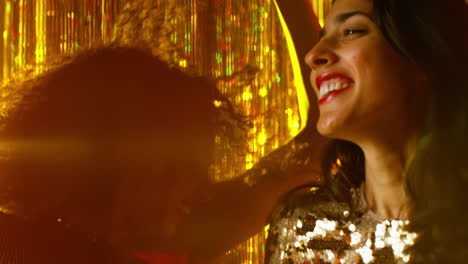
[0,0,331,263]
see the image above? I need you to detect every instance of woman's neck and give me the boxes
[359,137,418,220]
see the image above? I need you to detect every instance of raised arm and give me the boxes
[173,134,326,259]
[275,0,321,98]
[163,0,326,259]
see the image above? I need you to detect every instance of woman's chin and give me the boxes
[316,117,341,137]
[315,111,356,139]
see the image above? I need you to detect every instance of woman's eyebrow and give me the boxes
[335,10,372,24]
[319,10,372,39]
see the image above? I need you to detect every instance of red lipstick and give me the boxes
[315,72,354,105]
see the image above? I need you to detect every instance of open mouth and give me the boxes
[316,73,354,104]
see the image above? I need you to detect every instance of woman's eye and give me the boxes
[343,29,366,38]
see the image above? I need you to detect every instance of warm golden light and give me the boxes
[337,158,342,167]
[0,0,333,263]
[35,0,46,74]
[273,0,309,130]
[310,0,333,27]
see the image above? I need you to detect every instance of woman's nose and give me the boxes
[305,41,338,70]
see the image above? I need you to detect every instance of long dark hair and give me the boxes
[321,0,468,262]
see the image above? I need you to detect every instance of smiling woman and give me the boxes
[307,1,427,141]
[267,0,468,263]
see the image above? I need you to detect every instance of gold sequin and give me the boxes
[266,186,417,264]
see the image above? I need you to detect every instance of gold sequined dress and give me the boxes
[265,185,417,264]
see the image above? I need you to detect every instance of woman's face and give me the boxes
[305,0,426,141]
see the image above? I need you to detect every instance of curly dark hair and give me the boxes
[0,47,235,221]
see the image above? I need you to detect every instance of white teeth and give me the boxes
[318,78,351,100]
[332,83,338,91]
